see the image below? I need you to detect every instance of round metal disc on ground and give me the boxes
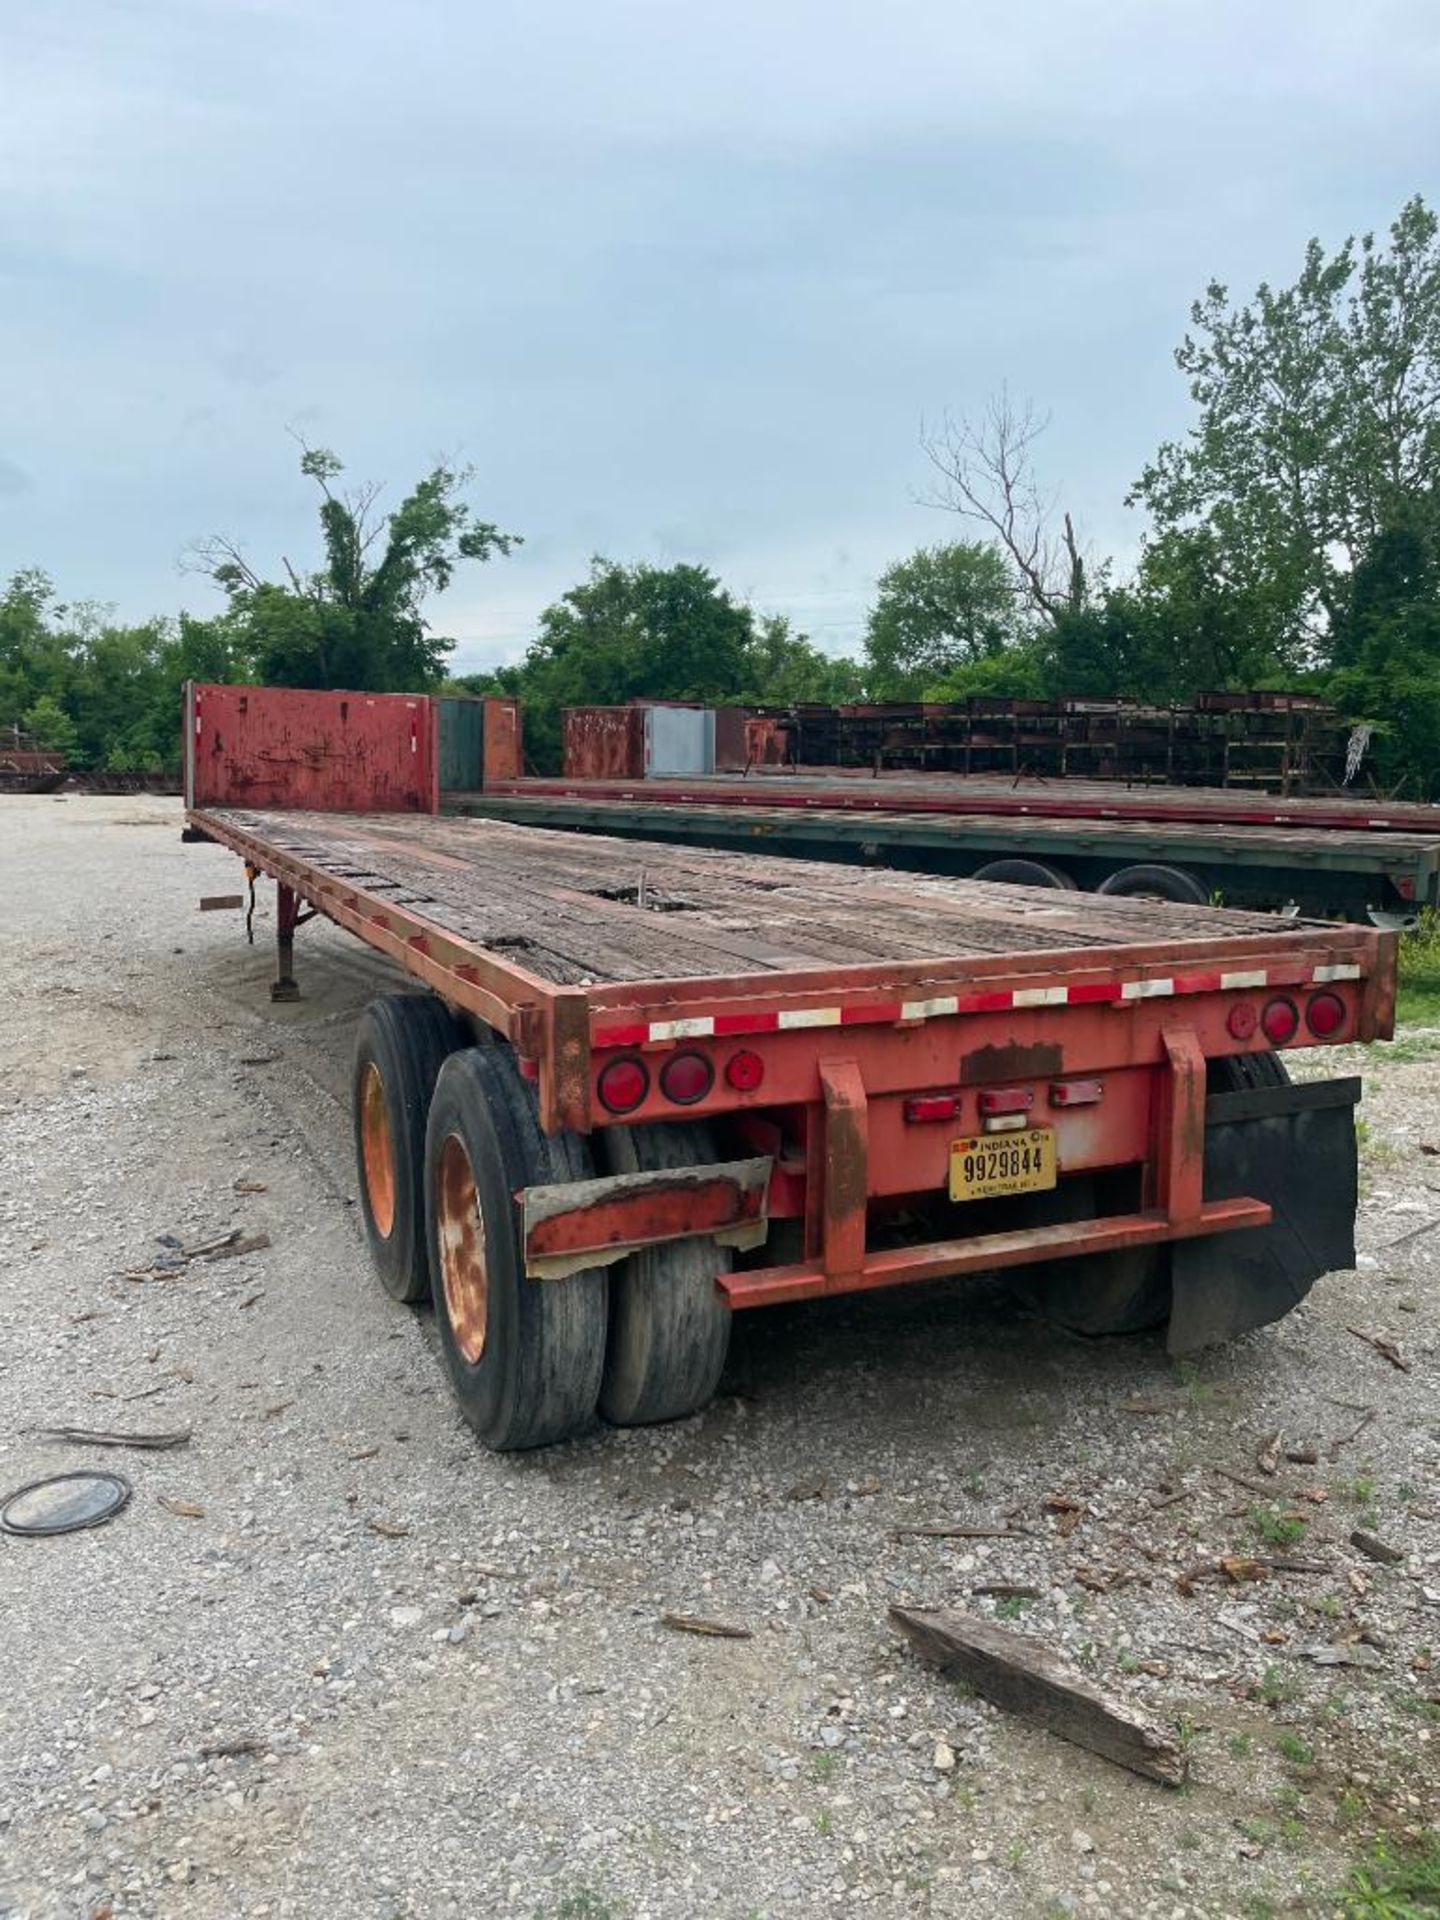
[0,1470,132,1537]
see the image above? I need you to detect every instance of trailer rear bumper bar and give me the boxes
[717,1196,1273,1308]
[523,1156,773,1279]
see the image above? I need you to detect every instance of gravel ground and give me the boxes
[1,793,1437,1920]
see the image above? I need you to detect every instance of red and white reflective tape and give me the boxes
[591,961,1363,1050]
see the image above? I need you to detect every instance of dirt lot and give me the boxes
[1,793,1437,1920]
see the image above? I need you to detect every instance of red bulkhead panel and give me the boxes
[185,683,438,814]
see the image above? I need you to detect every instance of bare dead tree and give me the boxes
[920,389,1087,625]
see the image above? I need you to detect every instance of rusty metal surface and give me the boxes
[522,1156,771,1274]
[563,707,646,780]
[185,683,438,814]
[720,1197,1273,1308]
[482,697,522,783]
[359,1062,398,1238]
[436,1130,488,1363]
[819,1060,868,1282]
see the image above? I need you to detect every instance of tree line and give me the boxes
[4,195,1439,792]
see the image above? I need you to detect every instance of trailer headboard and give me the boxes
[184,683,440,814]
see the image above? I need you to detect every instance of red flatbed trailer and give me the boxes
[184,685,1397,1450]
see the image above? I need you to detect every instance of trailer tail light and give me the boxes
[978,1088,1033,1115]
[1306,990,1347,1038]
[1049,1079,1103,1107]
[597,1056,648,1115]
[904,1093,962,1123]
[1226,1002,1258,1040]
[659,1051,714,1106]
[724,1049,765,1092]
[1261,996,1300,1045]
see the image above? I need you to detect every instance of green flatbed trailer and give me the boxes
[449,791,1440,924]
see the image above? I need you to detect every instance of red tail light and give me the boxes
[904,1093,962,1123]
[1261,997,1299,1045]
[1306,990,1347,1037]
[659,1051,714,1105]
[597,1057,648,1114]
[725,1050,765,1092]
[1226,1002,1258,1040]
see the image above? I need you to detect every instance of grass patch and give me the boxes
[1278,1732,1316,1768]
[1395,910,1440,1029]
[1339,1828,1440,1918]
[1250,1503,1310,1549]
[1258,1664,1301,1707]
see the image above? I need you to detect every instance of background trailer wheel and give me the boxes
[598,1121,733,1426]
[352,993,466,1304]
[971,858,1077,889]
[425,1047,608,1451]
[1007,1176,1171,1337]
[1097,862,1209,904]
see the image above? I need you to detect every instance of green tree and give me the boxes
[22,693,78,759]
[737,613,865,705]
[864,542,1023,697]
[1329,520,1440,796]
[1132,195,1440,646]
[508,558,758,769]
[191,445,520,691]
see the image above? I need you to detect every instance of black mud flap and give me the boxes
[1168,1075,1361,1353]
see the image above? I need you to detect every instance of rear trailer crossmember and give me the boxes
[518,1028,1272,1315]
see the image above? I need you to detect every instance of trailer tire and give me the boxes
[1009,1179,1171,1337]
[353,993,466,1304]
[972,858,1077,890]
[597,1123,732,1426]
[425,1047,607,1451]
[1097,863,1209,904]
[1209,1051,1289,1093]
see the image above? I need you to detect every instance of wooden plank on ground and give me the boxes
[890,1605,1187,1786]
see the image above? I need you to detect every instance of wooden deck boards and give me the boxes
[216,807,1304,989]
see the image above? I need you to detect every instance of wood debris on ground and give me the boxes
[1346,1327,1410,1371]
[158,1496,205,1518]
[890,1605,1187,1786]
[660,1611,753,1640]
[1350,1529,1405,1565]
[27,1426,191,1451]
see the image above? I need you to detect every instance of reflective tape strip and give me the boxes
[650,1016,716,1041]
[901,995,960,1021]
[591,958,1367,1046]
[1012,985,1070,1008]
[777,1006,842,1029]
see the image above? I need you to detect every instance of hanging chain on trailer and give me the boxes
[244,865,259,945]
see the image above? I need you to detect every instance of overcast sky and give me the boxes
[2,1,1437,672]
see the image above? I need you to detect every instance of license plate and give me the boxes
[949,1127,1056,1202]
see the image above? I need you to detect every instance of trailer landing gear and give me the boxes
[269,882,321,1001]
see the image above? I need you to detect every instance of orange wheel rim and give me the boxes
[359,1062,397,1239]
[437,1132,487,1365]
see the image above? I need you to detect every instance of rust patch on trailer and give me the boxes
[819,1060,869,1282]
[961,1040,1063,1084]
[436,1132,488,1363]
[359,1062,397,1239]
[523,1158,771,1273]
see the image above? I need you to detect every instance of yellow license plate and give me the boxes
[949,1128,1057,1202]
